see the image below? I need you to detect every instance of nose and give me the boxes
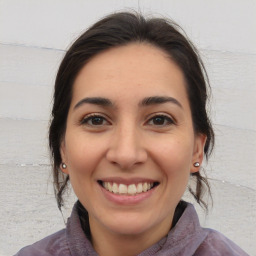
[106,124,147,170]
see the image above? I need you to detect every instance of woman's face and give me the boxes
[61,43,205,241]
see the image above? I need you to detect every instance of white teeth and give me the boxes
[107,182,113,192]
[127,184,137,195]
[102,181,155,195]
[142,182,148,192]
[112,183,118,194]
[137,183,143,193]
[119,184,127,194]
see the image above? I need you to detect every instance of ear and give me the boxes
[60,140,69,174]
[191,133,207,173]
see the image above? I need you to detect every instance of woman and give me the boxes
[16,12,248,255]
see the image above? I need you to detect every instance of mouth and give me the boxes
[98,180,160,196]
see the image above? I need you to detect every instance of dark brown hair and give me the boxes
[49,11,214,211]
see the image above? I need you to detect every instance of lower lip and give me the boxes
[99,184,156,205]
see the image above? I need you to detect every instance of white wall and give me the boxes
[0,0,255,255]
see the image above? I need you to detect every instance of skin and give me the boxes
[61,43,206,256]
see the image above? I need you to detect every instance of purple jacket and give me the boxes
[15,202,248,256]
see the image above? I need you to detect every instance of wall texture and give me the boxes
[0,0,255,255]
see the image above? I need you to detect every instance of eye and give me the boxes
[147,115,174,126]
[80,114,110,126]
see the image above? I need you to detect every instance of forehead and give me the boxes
[71,43,189,109]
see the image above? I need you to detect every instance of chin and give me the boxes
[101,213,158,236]
[110,223,150,236]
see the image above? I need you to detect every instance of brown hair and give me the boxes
[49,11,214,211]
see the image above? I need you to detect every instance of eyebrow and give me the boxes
[73,96,183,110]
[74,97,113,110]
[140,96,183,108]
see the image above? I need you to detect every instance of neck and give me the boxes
[89,214,173,256]
[77,201,186,256]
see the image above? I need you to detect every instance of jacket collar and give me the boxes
[66,201,207,256]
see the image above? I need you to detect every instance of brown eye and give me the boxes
[148,115,174,126]
[152,116,165,125]
[81,115,109,126]
[90,116,104,125]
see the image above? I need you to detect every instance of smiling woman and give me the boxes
[15,12,248,256]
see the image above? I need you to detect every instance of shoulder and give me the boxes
[195,228,249,256]
[14,229,71,256]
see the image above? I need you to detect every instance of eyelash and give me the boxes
[80,114,110,126]
[80,113,175,127]
[146,114,175,126]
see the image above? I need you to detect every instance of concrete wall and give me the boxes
[0,0,255,255]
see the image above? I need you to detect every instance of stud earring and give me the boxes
[61,163,67,169]
[193,162,200,167]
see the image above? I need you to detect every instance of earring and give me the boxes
[193,162,200,167]
[61,163,67,169]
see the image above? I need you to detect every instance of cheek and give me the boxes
[65,133,106,175]
[64,135,101,206]
[153,137,194,177]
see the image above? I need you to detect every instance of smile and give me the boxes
[98,181,159,196]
